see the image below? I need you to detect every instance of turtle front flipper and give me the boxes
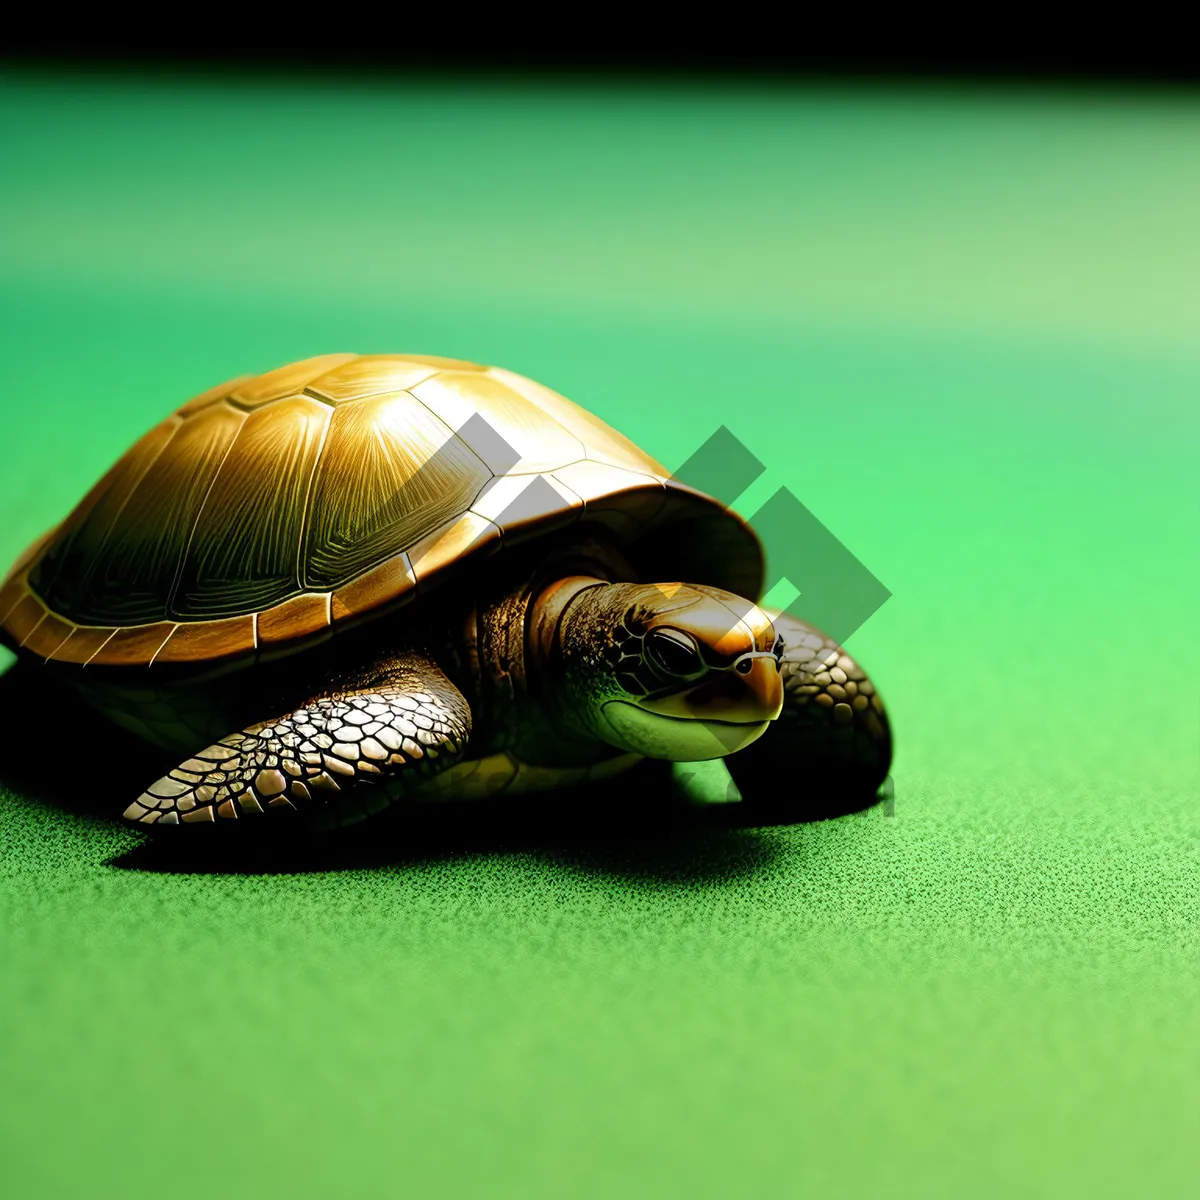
[724,612,892,819]
[123,656,471,830]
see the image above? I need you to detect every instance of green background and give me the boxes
[1,71,1197,1197]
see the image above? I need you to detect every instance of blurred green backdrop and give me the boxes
[0,70,1197,1198]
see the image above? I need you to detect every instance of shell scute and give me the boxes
[552,460,668,530]
[257,591,332,647]
[487,366,659,477]
[228,354,357,410]
[21,612,76,660]
[411,372,585,475]
[302,390,490,591]
[470,471,583,546]
[330,555,416,625]
[0,576,30,625]
[5,353,763,668]
[28,416,184,622]
[305,356,443,403]
[41,404,246,628]
[49,626,114,666]
[407,511,502,586]
[172,395,329,620]
[155,615,257,665]
[177,374,250,418]
[6,592,47,646]
[92,622,176,667]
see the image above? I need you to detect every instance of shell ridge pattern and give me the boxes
[33,415,184,610]
[414,379,591,551]
[539,470,586,508]
[298,382,487,591]
[492,380,589,470]
[411,370,586,477]
[82,629,117,666]
[163,405,251,620]
[299,389,338,409]
[93,402,249,626]
[484,364,669,478]
[432,403,508,501]
[295,388,339,592]
[301,355,450,407]
[148,622,184,666]
[456,460,506,533]
[518,408,587,475]
[178,395,344,620]
[7,354,762,667]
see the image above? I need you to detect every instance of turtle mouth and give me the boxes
[598,701,770,761]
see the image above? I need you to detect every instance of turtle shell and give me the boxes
[0,353,763,669]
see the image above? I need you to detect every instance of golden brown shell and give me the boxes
[0,354,762,668]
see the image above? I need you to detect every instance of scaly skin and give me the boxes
[102,541,889,830]
[125,658,471,829]
[544,580,783,760]
[724,610,893,809]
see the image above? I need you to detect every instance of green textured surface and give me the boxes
[1,72,1198,1198]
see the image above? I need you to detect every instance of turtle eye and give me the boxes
[645,627,705,680]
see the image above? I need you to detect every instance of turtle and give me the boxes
[0,353,892,830]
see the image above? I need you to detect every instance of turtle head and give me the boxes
[543,579,785,760]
